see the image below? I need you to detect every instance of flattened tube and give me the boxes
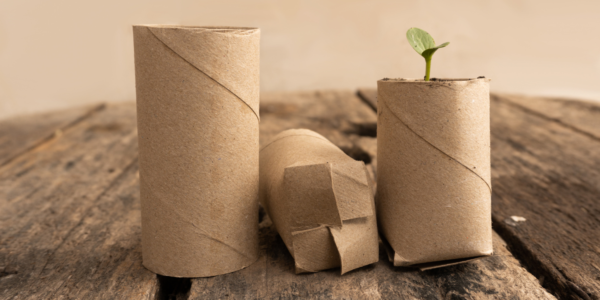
[133,25,260,277]
[376,78,493,268]
[259,129,379,274]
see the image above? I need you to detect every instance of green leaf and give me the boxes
[406,28,435,55]
[436,42,450,48]
[421,42,450,60]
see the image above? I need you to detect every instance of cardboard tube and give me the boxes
[376,78,493,268]
[133,25,260,277]
[259,129,379,274]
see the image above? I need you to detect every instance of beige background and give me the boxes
[1,0,599,120]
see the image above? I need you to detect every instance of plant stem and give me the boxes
[424,56,432,81]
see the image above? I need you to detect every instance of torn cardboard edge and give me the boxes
[259,129,379,274]
[415,257,489,271]
[379,234,492,271]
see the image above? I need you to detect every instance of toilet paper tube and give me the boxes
[376,78,493,268]
[133,25,260,277]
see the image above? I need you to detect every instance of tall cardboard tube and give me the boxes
[259,129,379,274]
[376,78,493,267]
[133,25,260,277]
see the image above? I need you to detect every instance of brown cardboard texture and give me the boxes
[133,25,260,277]
[259,129,379,274]
[376,78,493,268]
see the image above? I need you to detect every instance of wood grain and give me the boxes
[0,104,104,167]
[490,95,600,300]
[357,88,600,299]
[0,103,158,299]
[260,90,377,150]
[498,93,600,140]
[495,94,600,299]
[189,215,554,299]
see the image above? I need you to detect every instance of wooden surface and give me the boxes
[0,104,104,168]
[1,89,596,299]
[189,217,552,299]
[359,89,600,300]
[498,93,600,140]
[0,104,158,299]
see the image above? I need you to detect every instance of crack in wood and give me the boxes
[0,269,17,278]
[339,145,372,164]
[155,275,191,300]
[342,122,377,137]
[356,89,378,112]
[491,214,563,298]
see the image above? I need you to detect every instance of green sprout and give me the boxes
[406,27,449,81]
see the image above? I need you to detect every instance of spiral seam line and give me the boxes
[380,97,492,193]
[148,28,260,122]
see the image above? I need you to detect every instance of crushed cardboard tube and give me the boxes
[376,78,493,269]
[133,25,260,277]
[259,129,379,274]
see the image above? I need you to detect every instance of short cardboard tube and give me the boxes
[376,78,493,268]
[133,25,260,277]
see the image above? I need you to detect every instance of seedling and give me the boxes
[406,28,449,81]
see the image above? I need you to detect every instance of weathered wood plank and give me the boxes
[0,103,159,299]
[189,91,555,300]
[0,104,104,167]
[260,90,377,150]
[357,88,600,299]
[490,95,600,300]
[189,219,554,299]
[230,221,547,299]
[492,94,600,299]
[190,200,553,299]
[36,161,158,299]
[498,93,600,140]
